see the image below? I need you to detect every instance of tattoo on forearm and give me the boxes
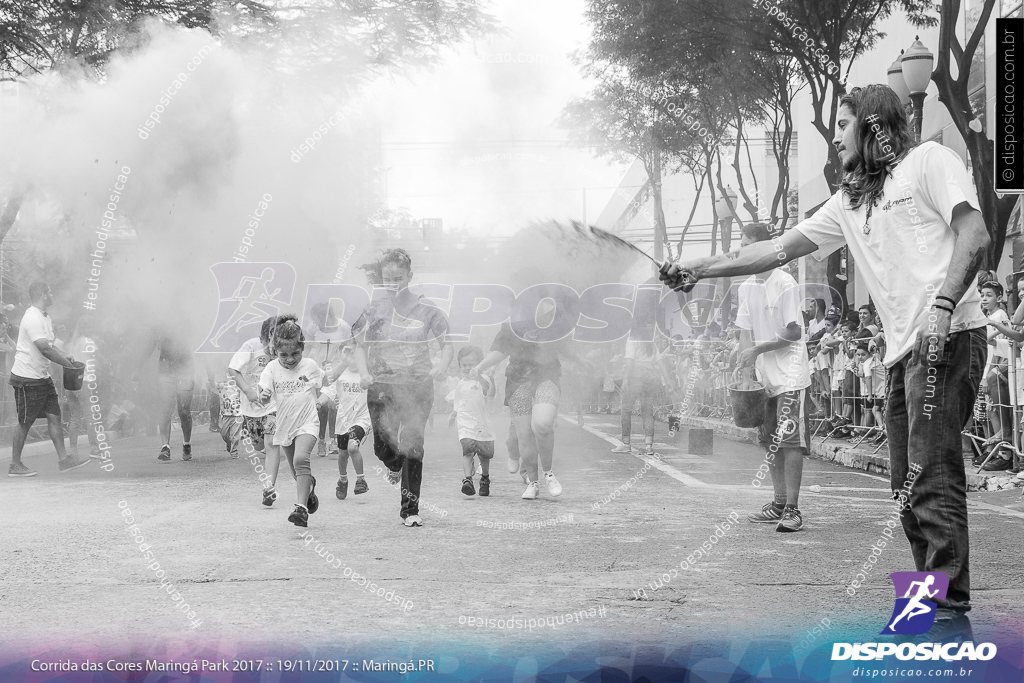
[962,248,986,288]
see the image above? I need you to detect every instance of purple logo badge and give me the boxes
[881,572,949,635]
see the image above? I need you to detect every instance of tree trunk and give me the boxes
[713,153,734,253]
[677,169,706,253]
[651,147,667,264]
[705,146,719,256]
[0,191,25,244]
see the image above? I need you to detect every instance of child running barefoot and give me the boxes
[258,318,325,528]
[447,346,496,496]
[323,343,371,500]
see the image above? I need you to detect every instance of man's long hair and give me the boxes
[838,85,916,210]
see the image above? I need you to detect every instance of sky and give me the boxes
[369,0,631,237]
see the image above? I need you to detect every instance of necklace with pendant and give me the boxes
[862,150,912,236]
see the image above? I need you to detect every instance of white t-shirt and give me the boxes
[446,377,495,441]
[865,356,887,399]
[734,269,812,397]
[986,308,1011,364]
[12,306,54,379]
[795,142,987,367]
[330,368,371,434]
[228,337,275,417]
[817,331,836,372]
[258,357,323,446]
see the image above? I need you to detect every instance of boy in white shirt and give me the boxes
[980,281,1013,470]
[447,346,496,496]
[864,341,887,443]
[853,345,874,434]
[323,343,371,499]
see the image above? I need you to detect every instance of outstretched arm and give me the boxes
[660,230,819,290]
[473,350,507,376]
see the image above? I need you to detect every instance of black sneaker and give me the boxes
[288,505,308,527]
[462,477,476,496]
[58,456,91,473]
[353,477,368,494]
[336,476,349,500]
[307,476,319,514]
[479,475,490,497]
[158,445,171,462]
[748,502,785,523]
[982,457,1013,472]
[776,507,803,532]
[182,444,192,461]
[262,486,277,507]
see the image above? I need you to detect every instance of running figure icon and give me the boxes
[211,267,287,347]
[887,575,939,631]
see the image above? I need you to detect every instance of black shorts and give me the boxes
[10,375,61,425]
[460,438,495,460]
[336,425,367,450]
[757,390,810,453]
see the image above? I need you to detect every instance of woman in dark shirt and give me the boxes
[352,249,452,527]
[473,294,580,500]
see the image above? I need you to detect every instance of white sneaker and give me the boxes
[403,515,423,527]
[522,481,540,499]
[545,471,563,497]
[1017,470,1024,481]
[507,455,520,473]
[611,443,631,453]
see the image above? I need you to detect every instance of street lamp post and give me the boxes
[887,50,911,108]
[898,37,935,143]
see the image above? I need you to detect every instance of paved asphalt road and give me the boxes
[2,412,1023,666]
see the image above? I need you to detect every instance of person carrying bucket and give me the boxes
[7,282,89,477]
[730,222,812,532]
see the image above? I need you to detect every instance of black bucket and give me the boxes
[728,370,767,429]
[63,361,87,391]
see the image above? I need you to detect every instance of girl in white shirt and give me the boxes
[258,318,325,527]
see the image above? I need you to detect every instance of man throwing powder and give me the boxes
[661,84,988,637]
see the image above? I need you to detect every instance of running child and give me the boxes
[216,375,243,459]
[864,340,887,443]
[447,346,496,496]
[228,317,280,505]
[257,317,324,527]
[323,342,371,500]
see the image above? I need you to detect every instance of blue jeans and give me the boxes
[885,327,985,610]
